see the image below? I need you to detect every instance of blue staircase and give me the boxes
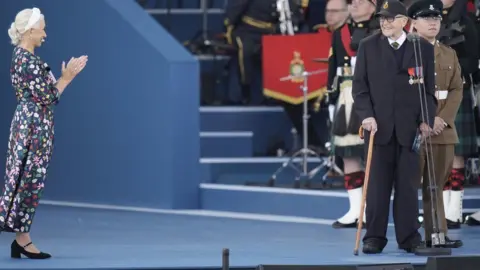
[198,106,327,185]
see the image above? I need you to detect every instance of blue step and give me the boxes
[200,131,253,157]
[199,157,330,185]
[200,107,290,131]
[200,184,480,222]
[200,107,294,155]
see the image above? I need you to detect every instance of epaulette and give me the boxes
[301,0,309,8]
[438,40,455,52]
[313,24,328,30]
[437,40,449,48]
[442,43,453,50]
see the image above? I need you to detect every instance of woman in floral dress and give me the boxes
[0,7,87,259]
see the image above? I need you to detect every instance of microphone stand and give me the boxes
[409,34,451,256]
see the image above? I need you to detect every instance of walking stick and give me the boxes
[353,126,375,256]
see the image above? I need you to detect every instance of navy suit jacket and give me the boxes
[352,31,437,146]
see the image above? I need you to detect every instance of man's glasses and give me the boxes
[326,8,347,14]
[348,0,371,5]
[378,16,404,23]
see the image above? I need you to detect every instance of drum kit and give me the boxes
[266,57,344,189]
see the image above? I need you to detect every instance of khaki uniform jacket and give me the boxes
[430,40,463,145]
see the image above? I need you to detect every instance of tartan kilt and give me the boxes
[454,88,478,157]
[330,77,364,159]
[334,144,364,158]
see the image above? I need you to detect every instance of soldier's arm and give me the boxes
[224,0,251,43]
[420,41,437,128]
[438,50,463,127]
[224,0,250,26]
[458,16,479,74]
[292,0,309,13]
[299,0,309,20]
[327,31,339,104]
[290,0,307,32]
[352,40,374,121]
[300,0,309,9]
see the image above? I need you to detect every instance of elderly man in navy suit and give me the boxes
[352,0,437,254]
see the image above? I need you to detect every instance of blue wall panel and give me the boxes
[0,0,200,209]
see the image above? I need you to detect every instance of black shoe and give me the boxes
[362,239,386,254]
[466,216,480,226]
[425,236,463,248]
[11,240,51,259]
[447,219,461,229]
[332,219,365,229]
[398,236,422,253]
[362,243,383,254]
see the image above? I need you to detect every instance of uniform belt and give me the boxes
[336,66,353,76]
[241,16,275,30]
[435,90,448,100]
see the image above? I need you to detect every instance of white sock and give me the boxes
[446,190,463,222]
[443,190,451,216]
[337,187,362,224]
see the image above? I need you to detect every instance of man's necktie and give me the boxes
[392,42,399,49]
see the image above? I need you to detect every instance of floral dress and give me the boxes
[0,47,60,233]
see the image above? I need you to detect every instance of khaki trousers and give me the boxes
[419,144,454,241]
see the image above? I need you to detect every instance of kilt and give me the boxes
[454,88,478,157]
[334,144,364,158]
[331,77,364,159]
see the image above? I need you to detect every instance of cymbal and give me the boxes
[312,58,328,63]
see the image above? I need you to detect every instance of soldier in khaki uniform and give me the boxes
[408,0,463,248]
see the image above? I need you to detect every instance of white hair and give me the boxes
[7,7,44,46]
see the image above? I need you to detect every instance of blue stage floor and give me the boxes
[0,204,479,269]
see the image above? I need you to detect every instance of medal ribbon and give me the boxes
[408,68,415,77]
[415,66,423,78]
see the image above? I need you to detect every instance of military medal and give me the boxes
[416,67,424,84]
[408,68,415,84]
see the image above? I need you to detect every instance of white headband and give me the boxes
[24,7,42,31]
